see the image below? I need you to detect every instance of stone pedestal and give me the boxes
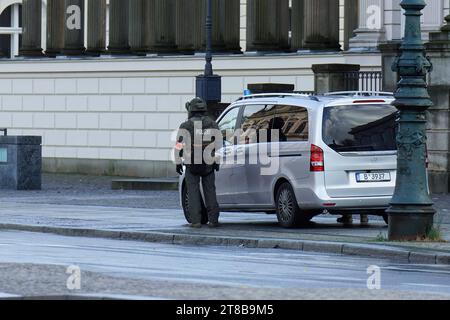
[379,42,401,93]
[20,0,43,56]
[46,0,65,56]
[108,0,131,54]
[147,0,177,53]
[248,83,295,94]
[0,136,42,190]
[303,0,340,51]
[63,0,85,55]
[312,64,360,94]
[246,0,289,52]
[86,0,107,56]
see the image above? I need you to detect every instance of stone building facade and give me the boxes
[0,0,448,186]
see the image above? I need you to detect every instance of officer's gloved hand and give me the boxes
[214,163,220,172]
[176,164,184,175]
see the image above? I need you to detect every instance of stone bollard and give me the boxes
[379,42,401,93]
[0,135,42,190]
[312,64,360,95]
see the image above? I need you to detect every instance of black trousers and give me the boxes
[185,167,220,224]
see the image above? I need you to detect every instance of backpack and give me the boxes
[186,116,217,176]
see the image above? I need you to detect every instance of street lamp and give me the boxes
[196,0,222,105]
[387,0,435,240]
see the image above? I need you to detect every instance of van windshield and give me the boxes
[322,104,398,152]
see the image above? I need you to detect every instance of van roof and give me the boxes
[234,91,395,107]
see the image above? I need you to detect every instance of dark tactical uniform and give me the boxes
[175,98,220,227]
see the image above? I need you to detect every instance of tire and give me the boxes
[275,182,313,228]
[182,185,209,225]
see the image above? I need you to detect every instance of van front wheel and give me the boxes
[276,182,312,228]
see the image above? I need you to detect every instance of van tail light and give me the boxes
[310,144,324,172]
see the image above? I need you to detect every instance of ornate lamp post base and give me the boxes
[387,0,435,241]
[387,207,435,241]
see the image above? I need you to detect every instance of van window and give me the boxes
[273,105,309,142]
[239,105,276,144]
[322,104,398,152]
[218,107,240,145]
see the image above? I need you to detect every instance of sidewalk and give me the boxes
[0,174,450,265]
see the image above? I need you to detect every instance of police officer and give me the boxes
[175,98,221,228]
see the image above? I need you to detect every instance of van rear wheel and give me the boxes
[276,182,313,228]
[182,185,209,225]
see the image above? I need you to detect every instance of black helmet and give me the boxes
[187,97,207,113]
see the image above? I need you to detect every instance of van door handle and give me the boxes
[236,147,245,155]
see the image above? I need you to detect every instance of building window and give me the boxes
[0,3,22,58]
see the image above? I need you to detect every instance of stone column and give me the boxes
[20,0,43,56]
[63,0,85,55]
[246,0,289,52]
[46,0,65,56]
[192,0,204,52]
[344,0,359,51]
[303,0,340,51]
[199,0,241,53]
[129,0,147,55]
[202,0,226,52]
[108,0,131,54]
[222,0,241,53]
[86,0,107,56]
[176,0,202,53]
[147,0,177,53]
[349,0,386,50]
[291,0,304,51]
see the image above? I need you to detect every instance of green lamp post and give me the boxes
[387,0,435,240]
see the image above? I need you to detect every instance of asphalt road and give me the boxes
[0,231,449,300]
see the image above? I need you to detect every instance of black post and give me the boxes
[196,0,221,105]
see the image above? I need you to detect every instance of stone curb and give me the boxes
[1,223,449,265]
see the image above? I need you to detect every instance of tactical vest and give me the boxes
[184,116,217,176]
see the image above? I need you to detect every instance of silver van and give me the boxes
[179,91,399,228]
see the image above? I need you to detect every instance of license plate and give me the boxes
[356,172,391,183]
